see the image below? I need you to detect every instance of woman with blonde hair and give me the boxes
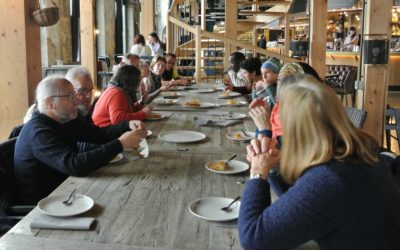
[239,74,400,250]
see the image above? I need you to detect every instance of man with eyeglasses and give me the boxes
[14,75,146,205]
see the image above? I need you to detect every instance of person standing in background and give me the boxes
[148,32,164,56]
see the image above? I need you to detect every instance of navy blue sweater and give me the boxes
[239,160,400,250]
[14,113,128,204]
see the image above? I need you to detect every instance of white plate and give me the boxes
[218,92,241,99]
[226,131,256,142]
[183,102,216,109]
[147,130,152,137]
[189,197,240,221]
[220,101,248,107]
[205,160,249,174]
[169,86,185,91]
[158,130,206,143]
[190,89,215,93]
[146,114,166,120]
[156,99,178,106]
[124,139,149,159]
[38,194,94,217]
[110,153,123,163]
[220,113,246,120]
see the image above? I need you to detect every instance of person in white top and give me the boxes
[148,32,164,56]
[343,27,359,51]
[130,34,152,57]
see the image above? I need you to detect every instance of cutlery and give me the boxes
[62,189,76,206]
[241,129,249,137]
[220,196,241,212]
[225,154,237,166]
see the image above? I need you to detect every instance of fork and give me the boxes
[241,129,249,137]
[62,189,76,206]
[220,196,241,212]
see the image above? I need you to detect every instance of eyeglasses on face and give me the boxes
[75,88,95,98]
[51,93,77,101]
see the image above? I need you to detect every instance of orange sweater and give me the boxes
[270,102,282,138]
[92,86,145,127]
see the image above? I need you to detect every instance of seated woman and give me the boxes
[240,74,400,250]
[130,34,152,57]
[161,53,188,86]
[225,57,262,96]
[146,55,170,103]
[92,65,153,126]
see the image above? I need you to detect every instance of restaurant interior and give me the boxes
[0,0,400,249]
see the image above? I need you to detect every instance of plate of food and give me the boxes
[189,197,240,221]
[218,91,241,99]
[145,113,166,120]
[205,160,249,174]
[220,112,247,120]
[183,99,215,109]
[156,99,178,106]
[163,92,181,99]
[221,99,248,106]
[158,130,206,143]
[38,194,94,217]
[109,153,123,163]
[226,131,256,142]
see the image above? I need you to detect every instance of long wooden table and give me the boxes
[0,85,319,250]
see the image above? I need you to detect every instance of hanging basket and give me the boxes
[32,0,59,27]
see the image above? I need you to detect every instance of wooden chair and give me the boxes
[346,107,367,128]
[385,107,400,152]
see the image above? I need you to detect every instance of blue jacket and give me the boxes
[239,159,400,250]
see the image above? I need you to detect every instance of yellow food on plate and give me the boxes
[221,92,230,97]
[233,133,242,139]
[173,92,178,96]
[166,100,174,104]
[147,113,162,119]
[226,99,238,105]
[184,99,201,107]
[209,161,228,171]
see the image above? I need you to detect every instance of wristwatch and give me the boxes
[250,173,266,180]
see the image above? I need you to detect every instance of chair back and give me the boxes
[114,54,124,65]
[0,138,17,210]
[98,56,111,71]
[342,67,357,94]
[346,107,367,128]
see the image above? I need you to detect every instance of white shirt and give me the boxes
[130,44,152,57]
[228,69,247,87]
[149,42,163,56]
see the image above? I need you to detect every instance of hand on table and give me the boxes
[128,120,147,138]
[118,130,143,150]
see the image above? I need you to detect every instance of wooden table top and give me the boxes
[1,85,319,250]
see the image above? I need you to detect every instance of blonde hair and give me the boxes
[279,75,378,184]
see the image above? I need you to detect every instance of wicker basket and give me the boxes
[32,0,59,27]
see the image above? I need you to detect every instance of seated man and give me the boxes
[14,75,146,205]
[161,53,188,86]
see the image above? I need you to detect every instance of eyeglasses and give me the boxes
[74,88,95,98]
[51,93,77,101]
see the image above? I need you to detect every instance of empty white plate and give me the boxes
[218,92,241,99]
[158,130,206,143]
[156,99,178,106]
[146,114,166,120]
[206,160,249,174]
[190,89,215,93]
[110,153,123,163]
[147,130,152,137]
[189,197,240,221]
[38,194,94,217]
[226,131,256,142]
[220,113,246,120]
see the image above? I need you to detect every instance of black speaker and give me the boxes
[363,39,389,65]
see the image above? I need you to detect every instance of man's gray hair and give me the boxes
[36,75,66,113]
[65,66,91,86]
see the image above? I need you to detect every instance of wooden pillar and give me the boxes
[309,0,327,79]
[362,0,392,144]
[140,0,154,38]
[224,0,237,66]
[97,0,116,57]
[80,0,97,86]
[201,0,206,30]
[0,0,41,140]
[284,13,290,56]
[195,25,201,83]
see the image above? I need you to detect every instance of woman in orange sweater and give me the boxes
[92,65,153,127]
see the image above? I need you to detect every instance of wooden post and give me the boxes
[0,0,41,140]
[224,0,237,66]
[201,0,206,30]
[284,13,290,56]
[140,0,154,38]
[309,0,327,79]
[80,0,97,86]
[362,1,392,144]
[195,25,202,83]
